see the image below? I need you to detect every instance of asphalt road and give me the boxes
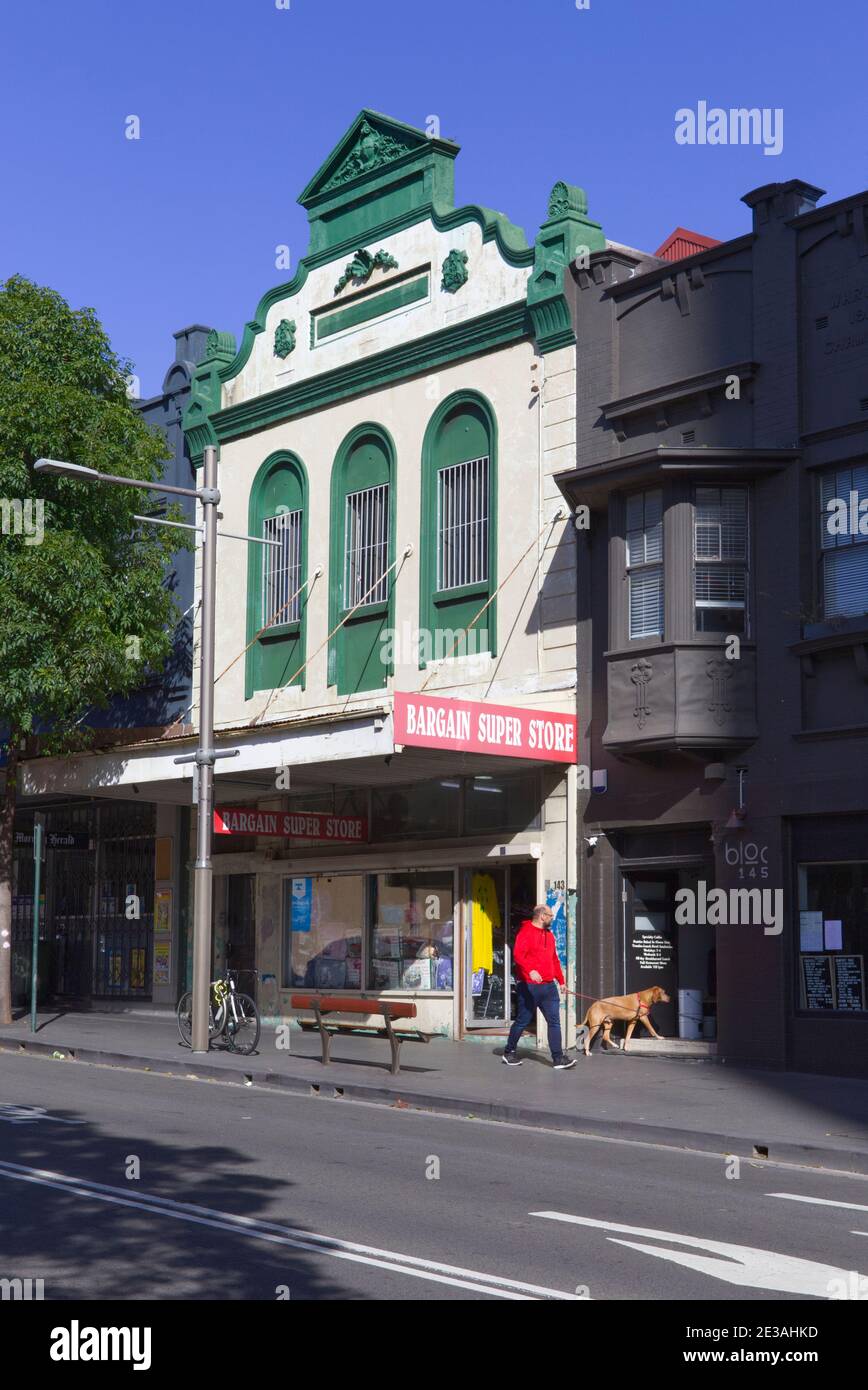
[1,1051,867,1302]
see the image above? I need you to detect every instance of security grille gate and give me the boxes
[9,801,155,1001]
[344,483,389,607]
[437,455,489,590]
[262,509,302,627]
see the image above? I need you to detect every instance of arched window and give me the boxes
[245,452,309,699]
[328,424,396,694]
[419,391,498,666]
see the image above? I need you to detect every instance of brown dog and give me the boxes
[578,986,671,1056]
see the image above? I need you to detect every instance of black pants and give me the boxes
[505,981,563,1059]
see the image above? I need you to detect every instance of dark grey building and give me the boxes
[89,324,213,732]
[557,180,868,1076]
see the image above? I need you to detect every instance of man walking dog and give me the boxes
[502,904,575,1069]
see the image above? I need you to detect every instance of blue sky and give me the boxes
[2,0,864,396]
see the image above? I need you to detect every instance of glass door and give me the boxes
[623,875,678,1038]
[464,866,508,1027]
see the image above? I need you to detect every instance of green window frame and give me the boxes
[245,451,309,700]
[328,423,397,694]
[419,391,498,667]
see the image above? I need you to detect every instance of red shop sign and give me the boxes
[214,807,368,843]
[393,691,577,764]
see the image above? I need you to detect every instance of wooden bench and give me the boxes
[290,994,431,1075]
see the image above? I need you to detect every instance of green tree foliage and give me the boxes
[0,276,187,1021]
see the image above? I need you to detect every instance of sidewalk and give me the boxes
[2,1008,867,1174]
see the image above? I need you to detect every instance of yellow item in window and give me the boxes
[470,872,500,975]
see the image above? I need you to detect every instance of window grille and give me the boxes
[344,483,390,608]
[262,509,302,627]
[437,455,490,590]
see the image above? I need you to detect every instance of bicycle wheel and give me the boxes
[224,993,260,1055]
[176,991,224,1047]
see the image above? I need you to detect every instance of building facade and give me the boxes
[558,178,868,1076]
[25,111,605,1040]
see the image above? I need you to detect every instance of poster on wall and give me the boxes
[130,949,146,991]
[290,878,312,933]
[153,941,172,986]
[545,885,568,971]
[799,911,823,952]
[154,890,172,937]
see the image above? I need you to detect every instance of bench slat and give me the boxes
[290,993,416,1020]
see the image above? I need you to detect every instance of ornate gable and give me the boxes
[321,118,417,193]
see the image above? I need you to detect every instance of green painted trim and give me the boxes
[528,183,605,356]
[315,273,429,344]
[198,201,531,408]
[299,109,460,206]
[210,301,529,450]
[245,451,310,702]
[419,390,498,667]
[328,422,398,694]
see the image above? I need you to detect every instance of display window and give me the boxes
[282,869,455,992]
[797,862,867,1013]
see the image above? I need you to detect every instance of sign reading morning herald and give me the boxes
[393,692,577,764]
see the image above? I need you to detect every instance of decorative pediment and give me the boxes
[322,119,415,193]
[300,110,454,208]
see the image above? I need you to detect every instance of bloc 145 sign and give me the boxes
[393,692,577,764]
[214,806,367,843]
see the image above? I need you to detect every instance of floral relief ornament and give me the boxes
[273,319,297,359]
[441,249,469,293]
[333,248,399,296]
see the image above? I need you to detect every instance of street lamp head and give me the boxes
[34,458,100,481]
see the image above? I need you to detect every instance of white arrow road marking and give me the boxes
[768,1192,868,1214]
[0,1160,580,1300]
[531,1211,865,1298]
[0,1104,82,1126]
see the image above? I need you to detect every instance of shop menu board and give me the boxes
[834,955,865,1011]
[802,955,835,1010]
[801,954,865,1011]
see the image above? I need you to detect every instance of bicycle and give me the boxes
[177,968,261,1055]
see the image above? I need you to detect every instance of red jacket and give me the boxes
[513,920,564,986]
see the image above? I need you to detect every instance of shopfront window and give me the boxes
[283,873,365,990]
[797,862,868,1012]
[371,779,460,840]
[370,871,455,991]
[464,772,541,834]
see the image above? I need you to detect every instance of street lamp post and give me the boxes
[32,445,266,1053]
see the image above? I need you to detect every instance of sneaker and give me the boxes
[501,1051,523,1066]
[552,1054,576,1070]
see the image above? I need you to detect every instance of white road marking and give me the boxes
[0,1104,82,1126]
[531,1210,864,1298]
[0,1160,579,1301]
[768,1192,868,1214]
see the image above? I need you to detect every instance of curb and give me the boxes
[2,1034,866,1176]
